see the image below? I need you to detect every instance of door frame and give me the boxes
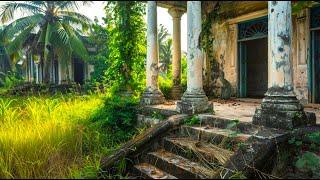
[237,16,268,98]
[309,6,320,103]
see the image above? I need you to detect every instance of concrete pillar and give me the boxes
[168,8,184,100]
[176,1,212,114]
[140,1,165,105]
[252,1,315,129]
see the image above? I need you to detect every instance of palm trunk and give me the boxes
[43,54,52,84]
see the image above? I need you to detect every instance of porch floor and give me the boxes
[150,98,320,124]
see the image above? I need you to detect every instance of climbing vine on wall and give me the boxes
[200,2,236,98]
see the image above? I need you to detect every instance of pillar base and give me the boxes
[253,94,316,130]
[140,88,165,105]
[170,85,182,100]
[176,91,213,114]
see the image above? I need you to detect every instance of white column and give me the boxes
[267,1,294,93]
[177,1,211,114]
[252,1,316,130]
[146,1,159,91]
[168,8,184,100]
[186,1,204,94]
[141,1,165,105]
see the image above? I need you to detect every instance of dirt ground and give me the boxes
[153,98,320,124]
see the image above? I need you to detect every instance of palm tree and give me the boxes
[157,24,172,74]
[159,38,172,74]
[0,26,11,74]
[0,1,92,83]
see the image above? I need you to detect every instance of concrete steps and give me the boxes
[132,163,177,179]
[146,149,216,179]
[115,108,288,179]
[163,137,234,166]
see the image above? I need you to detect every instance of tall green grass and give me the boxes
[0,94,107,178]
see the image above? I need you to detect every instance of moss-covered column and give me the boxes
[168,8,184,100]
[176,1,212,114]
[252,1,315,129]
[141,1,165,105]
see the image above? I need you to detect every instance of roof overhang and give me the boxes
[156,1,187,11]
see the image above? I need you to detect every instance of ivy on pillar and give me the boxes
[140,1,165,105]
[168,7,185,100]
[252,1,316,129]
[176,1,212,114]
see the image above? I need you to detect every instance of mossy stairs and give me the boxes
[102,107,289,179]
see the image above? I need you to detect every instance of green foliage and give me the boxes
[295,152,320,176]
[158,24,172,73]
[229,171,247,179]
[226,119,240,129]
[103,1,146,94]
[151,111,166,121]
[184,115,201,126]
[288,130,320,178]
[0,1,92,83]
[0,71,24,92]
[159,54,187,99]
[90,94,140,141]
[159,75,173,99]
[0,95,101,178]
[307,131,320,145]
[86,18,109,90]
[292,1,319,14]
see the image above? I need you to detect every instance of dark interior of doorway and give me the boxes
[243,38,268,98]
[73,58,84,85]
[311,30,320,103]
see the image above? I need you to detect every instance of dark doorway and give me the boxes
[73,58,84,85]
[244,38,268,97]
[238,16,268,98]
[310,6,320,103]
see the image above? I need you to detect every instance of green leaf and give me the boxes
[288,137,296,144]
[43,23,53,62]
[295,151,320,171]
[6,24,35,55]
[227,119,240,129]
[295,140,303,147]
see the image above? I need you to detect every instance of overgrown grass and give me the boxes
[0,94,137,179]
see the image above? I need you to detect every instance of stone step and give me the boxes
[163,137,234,166]
[137,114,165,127]
[179,126,251,151]
[141,105,179,117]
[197,114,287,140]
[132,163,177,179]
[146,149,217,179]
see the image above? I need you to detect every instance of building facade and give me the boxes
[141,1,318,129]
[24,40,95,85]
[141,1,320,105]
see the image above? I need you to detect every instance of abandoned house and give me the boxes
[23,34,95,85]
[140,1,318,129]
[101,3,319,178]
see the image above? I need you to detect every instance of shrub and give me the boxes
[159,75,173,99]
[90,94,140,142]
[158,54,187,99]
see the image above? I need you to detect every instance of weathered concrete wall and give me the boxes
[292,9,309,104]
[203,2,310,103]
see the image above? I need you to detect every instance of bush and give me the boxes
[159,75,173,99]
[90,94,140,142]
[158,54,187,99]
[0,71,24,89]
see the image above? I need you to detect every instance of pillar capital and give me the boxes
[168,7,185,19]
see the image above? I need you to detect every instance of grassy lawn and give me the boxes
[0,94,131,179]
